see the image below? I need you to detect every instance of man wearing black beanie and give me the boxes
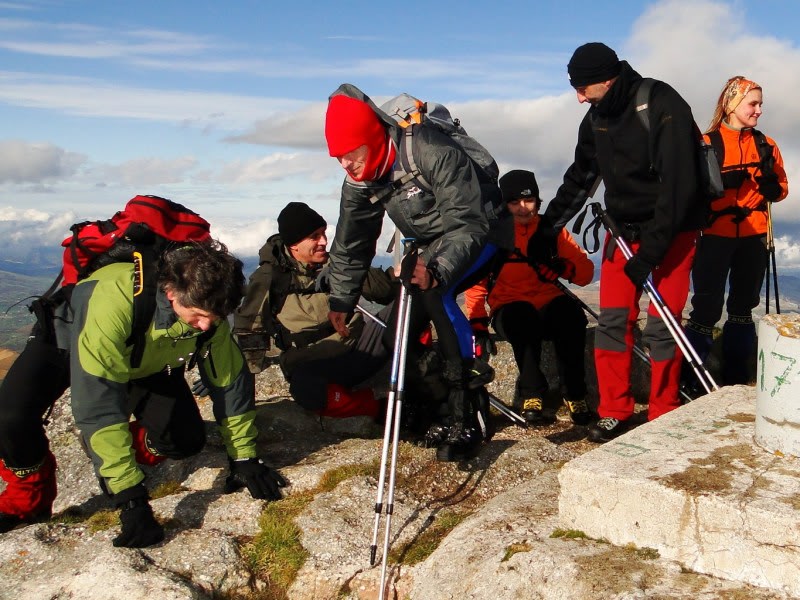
[234,202,397,421]
[529,42,707,442]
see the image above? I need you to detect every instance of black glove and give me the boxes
[469,318,496,358]
[533,257,576,283]
[113,485,164,548]
[314,264,331,293]
[225,457,287,500]
[526,216,559,264]
[191,377,209,398]
[756,174,782,202]
[623,255,654,288]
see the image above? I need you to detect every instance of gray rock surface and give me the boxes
[0,334,789,599]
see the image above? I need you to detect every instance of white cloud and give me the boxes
[213,218,277,257]
[214,152,336,184]
[628,0,800,133]
[0,140,85,183]
[1,0,799,270]
[0,71,302,131]
[87,157,198,186]
[0,19,213,59]
[0,206,75,255]
[776,235,800,269]
[226,103,328,149]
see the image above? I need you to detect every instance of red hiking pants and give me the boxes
[595,230,696,421]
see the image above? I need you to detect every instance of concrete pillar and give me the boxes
[755,314,800,457]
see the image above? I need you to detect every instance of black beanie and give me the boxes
[499,169,540,202]
[278,202,327,246]
[567,42,621,88]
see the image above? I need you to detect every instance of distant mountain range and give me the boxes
[0,269,53,352]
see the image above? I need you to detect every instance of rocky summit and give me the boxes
[0,334,791,600]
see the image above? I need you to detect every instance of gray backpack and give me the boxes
[377,94,506,225]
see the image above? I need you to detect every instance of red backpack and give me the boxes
[60,195,211,286]
[36,195,212,367]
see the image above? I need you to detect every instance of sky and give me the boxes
[1,0,799,269]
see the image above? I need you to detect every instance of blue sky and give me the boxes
[1,0,799,268]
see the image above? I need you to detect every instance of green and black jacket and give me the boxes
[68,263,256,495]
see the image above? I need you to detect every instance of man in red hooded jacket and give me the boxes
[323,83,499,461]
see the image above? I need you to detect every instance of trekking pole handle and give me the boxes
[589,203,629,255]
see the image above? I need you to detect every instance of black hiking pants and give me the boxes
[0,339,70,468]
[687,233,767,385]
[127,368,206,459]
[493,296,588,401]
[689,233,768,327]
[0,341,204,469]
[289,303,394,412]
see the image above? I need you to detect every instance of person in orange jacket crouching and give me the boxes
[465,169,596,426]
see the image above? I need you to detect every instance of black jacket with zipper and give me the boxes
[545,61,706,266]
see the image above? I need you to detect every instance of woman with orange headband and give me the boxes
[683,76,789,391]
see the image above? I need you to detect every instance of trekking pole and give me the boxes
[551,278,693,404]
[766,204,780,314]
[355,303,388,328]
[369,240,416,600]
[765,242,771,314]
[487,392,527,425]
[589,203,719,394]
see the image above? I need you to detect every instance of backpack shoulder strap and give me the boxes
[126,250,158,369]
[369,124,431,204]
[635,78,656,168]
[635,77,655,131]
[706,129,725,169]
[398,124,432,192]
[751,128,775,174]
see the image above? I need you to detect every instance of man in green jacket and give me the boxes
[0,240,286,547]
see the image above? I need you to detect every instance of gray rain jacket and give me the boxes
[325,83,490,313]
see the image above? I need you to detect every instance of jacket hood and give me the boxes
[328,83,401,143]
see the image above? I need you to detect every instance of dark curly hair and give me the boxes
[157,239,245,317]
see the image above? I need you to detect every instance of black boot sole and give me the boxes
[0,510,52,533]
[436,441,482,462]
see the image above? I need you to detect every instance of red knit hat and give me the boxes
[325,94,392,181]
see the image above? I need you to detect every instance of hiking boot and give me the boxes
[521,397,555,426]
[563,397,597,426]
[436,423,483,462]
[0,508,52,533]
[422,424,450,449]
[0,451,57,533]
[587,417,629,443]
[678,379,705,403]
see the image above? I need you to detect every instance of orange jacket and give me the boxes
[704,125,788,237]
[464,216,594,320]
